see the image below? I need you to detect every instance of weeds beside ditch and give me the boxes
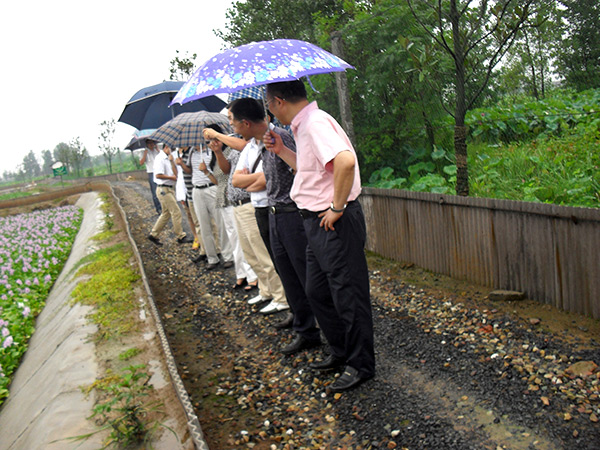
[67,194,176,449]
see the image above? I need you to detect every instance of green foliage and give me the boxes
[368,144,457,194]
[557,0,600,91]
[67,365,174,449]
[0,191,32,201]
[467,88,600,144]
[469,130,600,208]
[217,0,339,46]
[169,50,197,81]
[71,243,140,340]
[118,347,142,361]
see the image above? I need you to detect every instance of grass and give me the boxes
[70,243,140,340]
[469,131,600,208]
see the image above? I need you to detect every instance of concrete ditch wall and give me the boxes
[0,192,199,450]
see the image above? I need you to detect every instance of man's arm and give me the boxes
[203,128,247,151]
[140,148,148,165]
[264,130,297,170]
[244,173,267,192]
[232,170,264,189]
[319,150,356,231]
[176,152,192,174]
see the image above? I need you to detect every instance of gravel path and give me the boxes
[113,180,600,450]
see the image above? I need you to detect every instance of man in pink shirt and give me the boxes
[264,80,375,393]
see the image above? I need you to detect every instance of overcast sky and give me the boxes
[0,0,234,173]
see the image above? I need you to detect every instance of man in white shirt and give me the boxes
[148,143,191,245]
[190,145,227,270]
[231,106,289,316]
[139,140,162,215]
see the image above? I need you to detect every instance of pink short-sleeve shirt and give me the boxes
[290,101,361,211]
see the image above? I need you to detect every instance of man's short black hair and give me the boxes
[204,123,223,134]
[266,80,307,103]
[228,97,265,123]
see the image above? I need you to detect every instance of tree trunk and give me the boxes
[524,32,539,100]
[330,31,356,149]
[455,125,469,195]
[451,0,469,196]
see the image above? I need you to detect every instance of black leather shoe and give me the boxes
[329,366,372,393]
[177,236,193,244]
[281,335,321,356]
[147,235,162,246]
[205,262,219,270]
[273,312,294,329]
[309,354,346,371]
[191,254,206,264]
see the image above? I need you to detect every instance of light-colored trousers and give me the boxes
[150,185,185,239]
[192,186,232,265]
[233,202,287,307]
[220,205,257,282]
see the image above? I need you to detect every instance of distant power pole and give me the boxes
[331,31,356,149]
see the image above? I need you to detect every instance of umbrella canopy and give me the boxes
[227,86,265,103]
[171,39,354,105]
[125,134,154,151]
[118,81,226,130]
[123,129,156,151]
[148,111,231,149]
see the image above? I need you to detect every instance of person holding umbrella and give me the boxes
[148,143,192,246]
[264,80,375,393]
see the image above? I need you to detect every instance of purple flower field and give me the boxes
[0,205,82,404]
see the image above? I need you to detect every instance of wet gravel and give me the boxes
[113,180,600,450]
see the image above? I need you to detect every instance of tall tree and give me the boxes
[557,0,600,91]
[98,119,118,174]
[169,50,197,81]
[497,0,560,100]
[330,0,454,177]
[53,142,72,173]
[21,150,41,180]
[41,149,54,176]
[406,0,538,195]
[217,0,340,46]
[69,137,89,178]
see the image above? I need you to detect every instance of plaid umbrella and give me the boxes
[148,111,231,149]
[227,86,291,132]
[227,86,265,103]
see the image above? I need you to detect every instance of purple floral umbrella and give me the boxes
[171,39,354,105]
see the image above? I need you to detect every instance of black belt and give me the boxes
[194,183,214,189]
[299,200,356,219]
[158,184,174,189]
[233,198,251,206]
[270,204,298,214]
[298,209,324,219]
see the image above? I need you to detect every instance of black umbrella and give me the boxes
[124,135,154,151]
[118,81,226,130]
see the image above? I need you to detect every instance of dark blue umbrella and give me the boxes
[118,81,226,130]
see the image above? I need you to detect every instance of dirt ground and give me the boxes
[111,180,599,450]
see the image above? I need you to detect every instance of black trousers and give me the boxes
[302,201,375,378]
[254,206,275,264]
[269,209,320,341]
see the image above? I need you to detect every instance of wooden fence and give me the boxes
[360,187,600,319]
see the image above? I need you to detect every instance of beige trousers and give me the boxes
[233,202,287,307]
[150,185,185,239]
